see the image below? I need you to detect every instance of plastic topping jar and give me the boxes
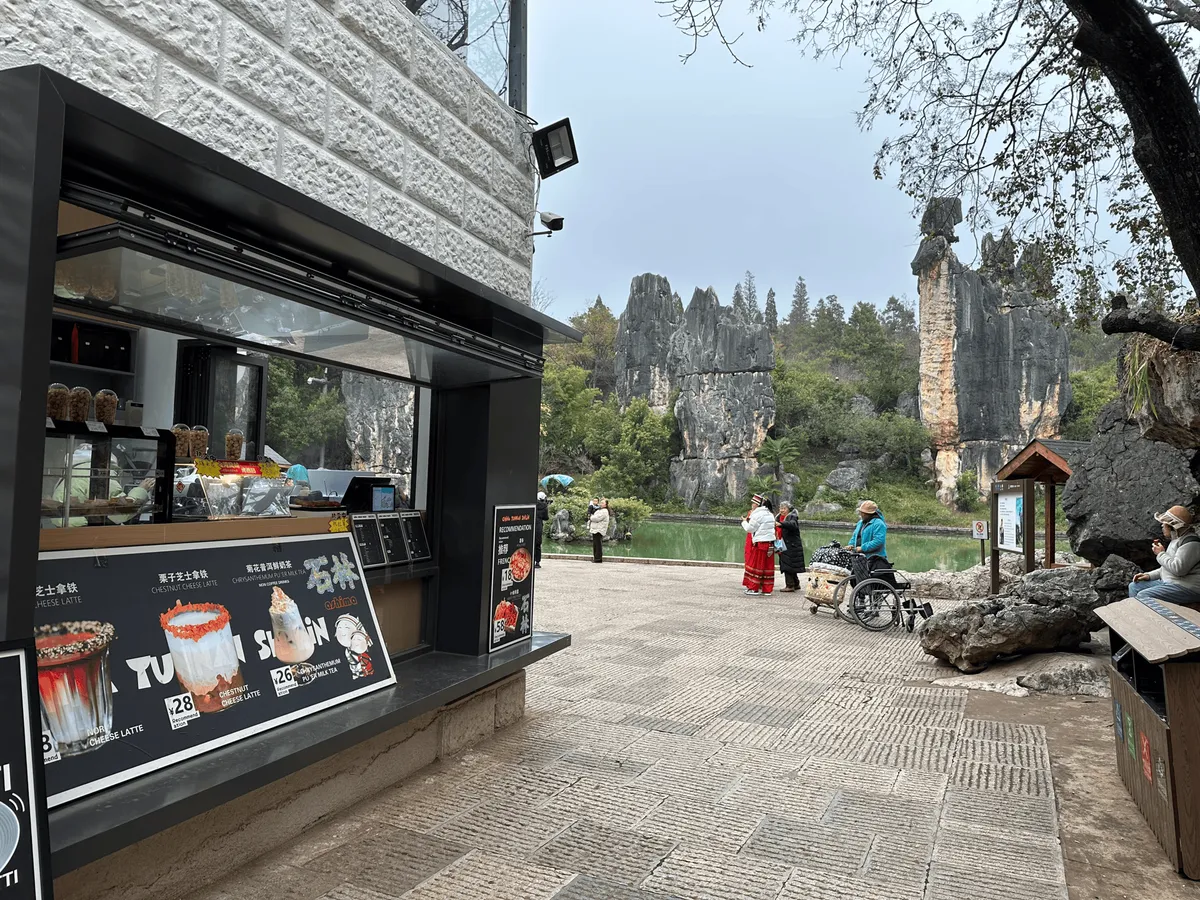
[225,428,245,461]
[94,389,118,426]
[191,425,210,458]
[171,424,191,459]
[68,386,92,422]
[47,383,69,420]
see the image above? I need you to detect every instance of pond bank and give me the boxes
[649,511,1069,540]
[547,520,984,572]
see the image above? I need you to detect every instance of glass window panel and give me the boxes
[52,246,527,387]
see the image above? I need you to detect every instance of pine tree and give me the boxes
[788,277,810,326]
[743,271,762,323]
[732,283,747,316]
[764,287,778,333]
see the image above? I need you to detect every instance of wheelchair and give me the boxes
[830,552,934,633]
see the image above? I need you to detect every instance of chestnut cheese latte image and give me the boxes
[269,586,315,664]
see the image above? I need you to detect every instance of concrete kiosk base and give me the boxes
[53,671,526,900]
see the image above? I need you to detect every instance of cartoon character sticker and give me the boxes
[335,614,374,680]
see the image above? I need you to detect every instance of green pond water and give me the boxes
[546,520,983,573]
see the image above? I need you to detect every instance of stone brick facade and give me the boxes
[0,0,535,303]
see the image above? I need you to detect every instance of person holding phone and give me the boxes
[1130,505,1200,606]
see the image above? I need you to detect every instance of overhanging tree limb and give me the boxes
[1102,294,1200,347]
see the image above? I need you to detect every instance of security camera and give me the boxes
[539,211,565,232]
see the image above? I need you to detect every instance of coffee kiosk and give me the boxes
[0,66,575,892]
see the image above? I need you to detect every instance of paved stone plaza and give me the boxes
[187,560,1152,900]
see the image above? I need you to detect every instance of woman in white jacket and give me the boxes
[588,498,610,563]
[741,494,777,595]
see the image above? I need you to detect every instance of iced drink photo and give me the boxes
[269,586,315,663]
[161,601,244,713]
[35,621,116,757]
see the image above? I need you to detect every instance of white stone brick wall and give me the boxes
[0,0,535,303]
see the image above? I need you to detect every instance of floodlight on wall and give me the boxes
[531,118,579,179]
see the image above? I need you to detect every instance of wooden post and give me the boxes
[1045,481,1056,569]
[1023,478,1036,574]
[990,485,1000,594]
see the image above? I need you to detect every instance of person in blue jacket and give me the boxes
[848,500,890,575]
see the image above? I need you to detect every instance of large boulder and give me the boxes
[1129,343,1200,449]
[824,463,868,494]
[918,557,1129,673]
[550,508,573,542]
[850,395,877,418]
[1063,401,1200,566]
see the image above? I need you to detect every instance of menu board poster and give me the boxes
[490,505,535,653]
[34,533,395,807]
[0,641,51,898]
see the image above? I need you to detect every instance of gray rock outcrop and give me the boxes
[613,274,682,413]
[1126,343,1200,450]
[850,395,877,418]
[616,277,775,505]
[550,508,573,541]
[918,556,1132,673]
[895,392,919,419]
[341,372,414,487]
[824,463,868,494]
[1063,401,1200,566]
[912,199,1071,506]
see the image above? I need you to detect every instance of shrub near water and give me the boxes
[547,486,652,540]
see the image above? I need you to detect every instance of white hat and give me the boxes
[537,491,546,500]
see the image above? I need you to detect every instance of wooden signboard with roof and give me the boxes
[1096,597,1200,878]
[989,439,1088,593]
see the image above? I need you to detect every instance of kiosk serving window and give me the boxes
[41,200,473,662]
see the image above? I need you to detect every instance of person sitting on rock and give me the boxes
[1130,505,1200,606]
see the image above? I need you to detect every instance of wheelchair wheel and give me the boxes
[850,579,901,632]
[832,578,854,621]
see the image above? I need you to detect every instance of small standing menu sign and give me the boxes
[489,505,535,653]
[0,640,52,898]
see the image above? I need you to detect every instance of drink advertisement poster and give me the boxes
[0,641,52,898]
[995,489,1024,554]
[490,505,535,653]
[34,533,395,807]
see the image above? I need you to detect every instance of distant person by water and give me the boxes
[741,494,777,595]
[1130,505,1200,606]
[776,501,806,592]
[535,491,549,569]
[589,499,610,564]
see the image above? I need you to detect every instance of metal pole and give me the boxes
[318,368,328,470]
[508,0,528,112]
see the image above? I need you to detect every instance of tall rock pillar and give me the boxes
[911,199,1072,505]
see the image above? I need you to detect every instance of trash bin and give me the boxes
[1096,597,1200,878]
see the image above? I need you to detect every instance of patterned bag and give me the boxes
[810,541,854,571]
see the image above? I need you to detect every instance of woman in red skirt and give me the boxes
[741,494,777,595]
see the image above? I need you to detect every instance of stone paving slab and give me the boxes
[185,563,1075,900]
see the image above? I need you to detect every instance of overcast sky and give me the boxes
[526,1,930,322]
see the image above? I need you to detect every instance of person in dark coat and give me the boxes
[776,501,806,592]
[535,491,550,569]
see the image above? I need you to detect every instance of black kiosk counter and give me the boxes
[0,66,578,893]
